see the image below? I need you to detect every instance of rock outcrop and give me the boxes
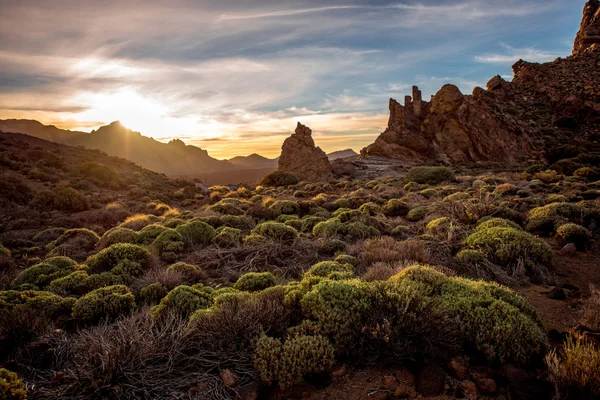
[364,1,600,164]
[278,122,331,181]
[574,0,600,55]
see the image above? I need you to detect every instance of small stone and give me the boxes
[332,365,348,377]
[220,369,238,387]
[460,380,479,400]
[384,375,398,388]
[476,378,497,394]
[560,243,577,256]
[394,386,409,397]
[548,287,567,300]
[448,357,468,380]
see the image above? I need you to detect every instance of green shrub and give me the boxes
[444,192,471,202]
[426,217,451,233]
[139,283,168,306]
[260,171,300,187]
[419,188,438,198]
[492,183,518,196]
[406,206,428,222]
[212,227,242,248]
[405,166,455,185]
[464,227,552,269]
[137,224,169,244]
[234,272,277,292]
[270,200,300,216]
[47,270,89,295]
[72,285,135,323]
[166,262,205,281]
[254,334,334,389]
[85,243,151,275]
[334,254,358,266]
[152,229,185,261]
[251,222,298,241]
[152,285,212,319]
[318,238,347,256]
[383,199,410,217]
[13,256,79,289]
[359,202,382,216]
[344,222,380,239]
[476,217,521,231]
[312,218,345,238]
[0,368,27,400]
[209,199,244,215]
[220,215,254,230]
[555,223,592,250]
[97,228,139,249]
[48,228,100,251]
[30,187,89,212]
[0,290,75,319]
[32,228,67,244]
[527,202,588,235]
[455,250,486,264]
[78,162,125,188]
[574,167,600,180]
[306,261,353,278]
[175,221,216,247]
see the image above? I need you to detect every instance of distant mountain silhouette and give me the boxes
[0,119,235,177]
[327,149,358,161]
[228,153,279,169]
[0,119,85,142]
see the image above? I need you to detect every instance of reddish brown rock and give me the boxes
[332,365,348,377]
[560,243,577,256]
[460,380,479,400]
[278,122,331,181]
[383,375,398,388]
[475,378,497,394]
[220,369,238,387]
[448,357,468,380]
[574,0,600,55]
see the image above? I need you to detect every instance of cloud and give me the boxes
[475,43,560,64]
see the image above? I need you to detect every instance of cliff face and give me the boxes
[364,2,600,164]
[278,122,331,181]
[574,0,600,55]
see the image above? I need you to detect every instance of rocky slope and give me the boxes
[278,122,331,181]
[363,1,600,164]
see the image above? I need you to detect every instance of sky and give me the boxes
[0,0,586,159]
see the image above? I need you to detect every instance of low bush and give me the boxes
[305,261,353,278]
[527,202,593,235]
[212,227,242,248]
[152,229,185,262]
[405,166,455,185]
[464,227,552,270]
[31,187,89,212]
[166,262,206,282]
[48,228,100,251]
[152,285,212,319]
[260,171,300,187]
[0,368,27,400]
[270,200,300,216]
[383,199,410,217]
[251,222,298,241]
[406,206,428,222]
[476,217,521,231]
[85,243,151,275]
[234,272,277,292]
[175,221,216,247]
[0,289,75,319]
[13,256,79,289]
[555,223,592,250]
[97,228,139,249]
[254,334,334,389]
[138,283,168,306]
[72,285,136,323]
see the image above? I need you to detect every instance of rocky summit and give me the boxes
[364,2,600,165]
[278,122,331,181]
[574,0,600,55]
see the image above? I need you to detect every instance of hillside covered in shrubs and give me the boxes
[1,130,599,399]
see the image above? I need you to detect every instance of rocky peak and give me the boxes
[574,0,600,54]
[278,122,331,181]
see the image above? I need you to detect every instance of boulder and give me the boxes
[278,122,331,181]
[574,0,600,55]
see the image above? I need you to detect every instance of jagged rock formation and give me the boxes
[278,122,331,181]
[574,0,600,55]
[364,2,600,164]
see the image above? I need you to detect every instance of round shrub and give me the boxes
[139,283,168,306]
[152,285,212,319]
[97,228,139,249]
[334,254,358,266]
[383,199,410,217]
[32,227,67,244]
[426,217,451,233]
[260,171,300,187]
[251,222,298,241]
[405,166,455,185]
[312,218,345,238]
[175,221,216,247]
[493,183,518,196]
[359,202,382,216]
[31,187,89,212]
[212,227,242,248]
[555,223,592,250]
[464,227,552,268]
[419,188,438,198]
[455,249,487,264]
[406,206,428,222]
[234,272,277,292]
[270,200,300,216]
[0,290,75,319]
[47,270,89,295]
[254,334,334,389]
[48,228,100,251]
[166,262,206,281]
[476,217,521,231]
[0,368,27,400]
[72,285,135,323]
[526,202,587,235]
[306,261,353,278]
[13,256,79,289]
[137,223,168,244]
[85,243,151,275]
[344,222,380,239]
[152,229,185,261]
